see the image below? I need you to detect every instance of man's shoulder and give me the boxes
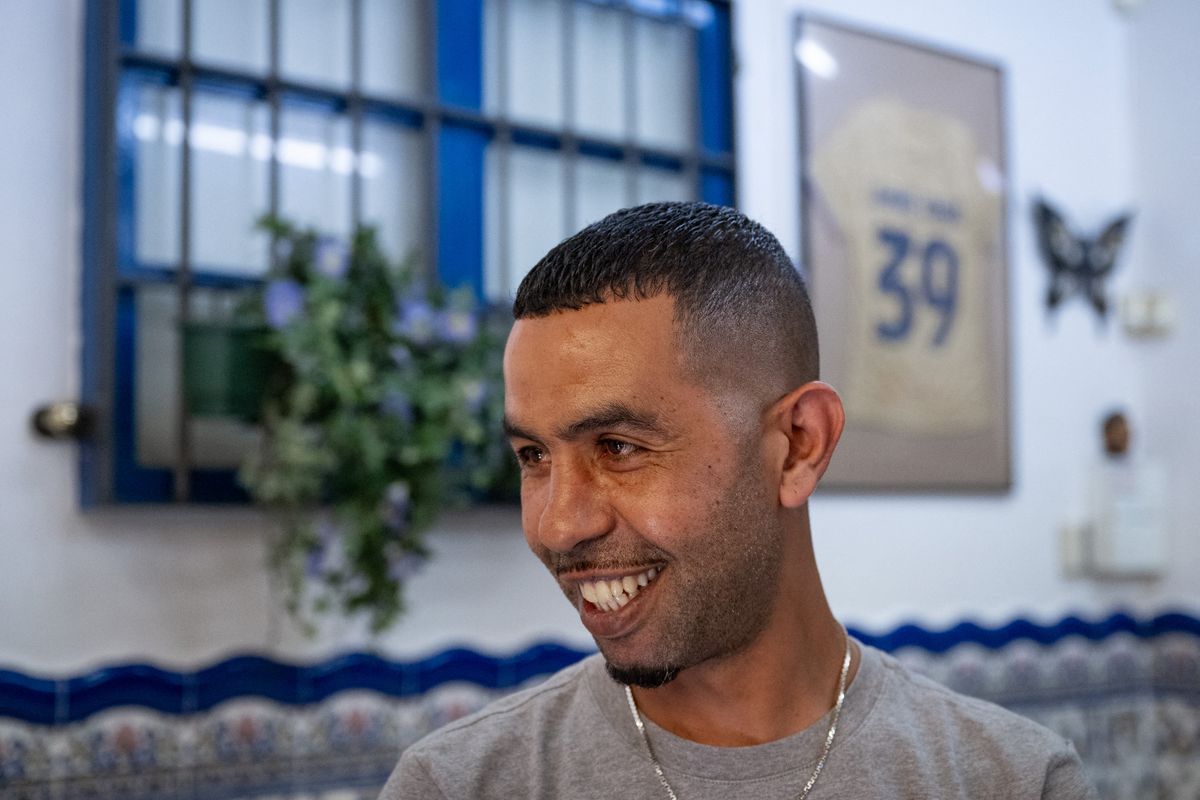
[857,646,1094,797]
[872,646,1065,745]
[406,652,600,756]
[379,654,607,799]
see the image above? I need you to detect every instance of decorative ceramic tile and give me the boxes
[0,719,56,792]
[2,615,1198,799]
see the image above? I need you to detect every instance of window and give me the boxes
[81,0,735,504]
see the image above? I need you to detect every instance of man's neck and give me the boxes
[627,578,856,747]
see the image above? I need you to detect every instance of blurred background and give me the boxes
[0,0,1197,797]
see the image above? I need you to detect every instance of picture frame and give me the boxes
[796,15,1011,491]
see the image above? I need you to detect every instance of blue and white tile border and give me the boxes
[3,611,1195,725]
[0,610,1197,799]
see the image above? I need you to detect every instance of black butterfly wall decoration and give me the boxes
[1033,197,1132,319]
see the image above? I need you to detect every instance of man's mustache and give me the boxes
[548,547,670,577]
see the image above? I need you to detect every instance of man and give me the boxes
[381,202,1094,798]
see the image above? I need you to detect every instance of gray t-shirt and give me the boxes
[380,642,1096,799]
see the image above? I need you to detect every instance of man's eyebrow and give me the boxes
[502,416,537,442]
[557,403,669,440]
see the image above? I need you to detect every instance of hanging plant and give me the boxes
[238,217,516,634]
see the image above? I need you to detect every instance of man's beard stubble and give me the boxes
[606,661,680,688]
[599,463,785,689]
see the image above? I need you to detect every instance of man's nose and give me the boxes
[535,463,614,553]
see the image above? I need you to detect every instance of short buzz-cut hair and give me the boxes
[512,201,820,399]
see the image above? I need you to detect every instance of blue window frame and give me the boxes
[81,0,736,505]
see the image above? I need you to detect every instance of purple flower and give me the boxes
[386,481,410,512]
[314,236,349,280]
[264,280,305,329]
[389,344,413,368]
[460,379,487,414]
[305,520,341,578]
[305,546,325,578]
[382,481,411,532]
[436,309,478,344]
[381,390,413,424]
[387,551,428,582]
[394,299,436,345]
[272,236,294,264]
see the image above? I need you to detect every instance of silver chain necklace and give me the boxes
[623,629,853,800]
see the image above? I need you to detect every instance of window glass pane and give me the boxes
[193,0,269,74]
[484,141,504,300]
[131,0,180,57]
[361,118,425,266]
[485,144,566,301]
[131,83,182,268]
[278,104,353,237]
[362,0,425,100]
[573,2,626,141]
[190,91,271,274]
[281,0,351,89]
[485,0,564,127]
[483,0,501,116]
[136,286,259,470]
[509,146,566,291]
[574,155,628,231]
[634,16,692,150]
[636,164,691,204]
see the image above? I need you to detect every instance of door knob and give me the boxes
[31,401,95,440]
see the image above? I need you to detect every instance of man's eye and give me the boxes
[516,446,546,466]
[600,439,639,458]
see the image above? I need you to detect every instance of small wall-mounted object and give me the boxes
[1082,459,1167,578]
[1033,196,1132,321]
[1063,411,1167,580]
[1119,291,1177,339]
[30,401,95,441]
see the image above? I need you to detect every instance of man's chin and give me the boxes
[604,660,682,688]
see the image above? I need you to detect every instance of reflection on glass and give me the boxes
[135,286,259,470]
[485,0,564,127]
[281,0,351,89]
[132,84,182,267]
[279,105,353,237]
[189,92,271,275]
[361,119,425,266]
[574,156,629,231]
[484,141,503,300]
[194,0,269,73]
[133,0,180,57]
[362,0,425,100]
[573,2,626,140]
[485,144,565,301]
[635,15,693,150]
[637,165,691,205]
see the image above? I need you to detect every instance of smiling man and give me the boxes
[380,202,1095,799]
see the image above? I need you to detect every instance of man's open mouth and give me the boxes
[578,567,661,612]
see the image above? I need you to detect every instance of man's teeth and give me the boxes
[579,567,660,612]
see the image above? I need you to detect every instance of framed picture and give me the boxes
[796,15,1010,491]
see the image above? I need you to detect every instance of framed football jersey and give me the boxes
[796,16,1010,491]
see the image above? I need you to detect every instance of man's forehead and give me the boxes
[504,296,679,367]
[503,297,689,426]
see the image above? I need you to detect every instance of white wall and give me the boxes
[738,0,1186,630]
[0,0,1195,676]
[1124,0,1200,613]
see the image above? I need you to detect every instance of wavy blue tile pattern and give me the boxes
[1,611,1196,726]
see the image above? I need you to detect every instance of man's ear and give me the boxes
[772,382,845,508]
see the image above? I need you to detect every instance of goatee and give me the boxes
[606,661,681,689]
